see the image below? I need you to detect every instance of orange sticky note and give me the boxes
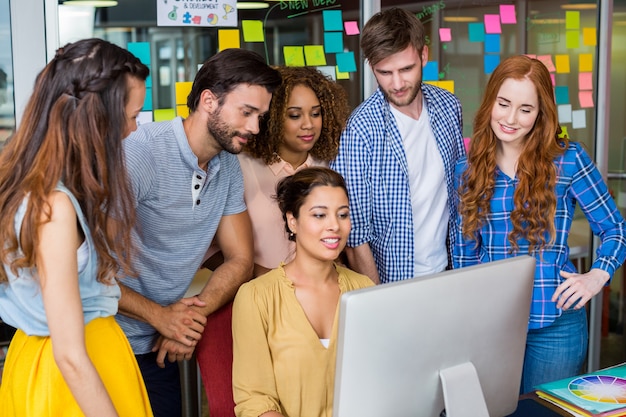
[218,29,241,51]
[555,55,570,74]
[583,28,597,46]
[579,54,593,72]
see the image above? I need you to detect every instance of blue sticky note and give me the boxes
[484,34,500,53]
[143,87,153,111]
[423,61,438,81]
[145,68,153,89]
[324,32,344,54]
[336,51,357,73]
[484,54,500,74]
[555,86,570,104]
[323,10,343,32]
[469,23,485,42]
[128,42,151,65]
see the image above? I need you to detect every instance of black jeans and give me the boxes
[135,351,182,417]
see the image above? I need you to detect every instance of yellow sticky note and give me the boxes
[437,80,455,94]
[566,30,579,49]
[304,45,327,66]
[175,82,193,106]
[218,29,241,51]
[555,55,570,73]
[283,46,305,67]
[566,11,580,30]
[558,126,569,139]
[154,108,176,121]
[176,105,190,118]
[336,66,349,80]
[579,53,593,72]
[583,28,597,46]
[242,20,264,43]
[424,81,439,87]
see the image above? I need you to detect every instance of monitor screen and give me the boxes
[333,256,536,417]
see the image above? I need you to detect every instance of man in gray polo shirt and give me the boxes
[115,49,281,417]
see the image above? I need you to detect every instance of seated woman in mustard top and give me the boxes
[232,167,374,417]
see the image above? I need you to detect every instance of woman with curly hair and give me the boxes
[0,38,152,416]
[454,55,626,393]
[239,66,349,277]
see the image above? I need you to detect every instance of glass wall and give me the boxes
[605,0,626,369]
[49,0,626,370]
[0,0,15,146]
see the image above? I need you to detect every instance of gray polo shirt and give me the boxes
[117,116,246,354]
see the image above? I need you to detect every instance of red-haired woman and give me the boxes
[454,55,626,393]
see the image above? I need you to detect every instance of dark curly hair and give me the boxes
[245,66,349,165]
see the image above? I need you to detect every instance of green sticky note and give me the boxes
[154,108,176,121]
[284,46,305,67]
[304,45,327,66]
[566,11,580,30]
[242,20,264,43]
[566,30,579,49]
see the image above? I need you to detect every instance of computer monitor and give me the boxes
[333,255,536,417]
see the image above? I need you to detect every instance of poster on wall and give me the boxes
[156,0,237,27]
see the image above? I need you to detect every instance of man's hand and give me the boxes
[152,335,196,368]
[151,298,207,346]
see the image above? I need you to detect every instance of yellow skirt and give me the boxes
[0,316,153,417]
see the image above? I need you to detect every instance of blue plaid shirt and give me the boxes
[453,142,626,329]
[331,84,465,283]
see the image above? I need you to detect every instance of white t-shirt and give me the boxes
[390,99,448,276]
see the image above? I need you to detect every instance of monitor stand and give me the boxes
[440,362,490,417]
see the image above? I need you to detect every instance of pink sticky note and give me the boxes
[484,14,502,34]
[439,28,452,42]
[537,55,556,72]
[344,21,359,36]
[579,72,593,90]
[579,91,594,108]
[500,5,517,24]
[550,73,556,86]
[463,137,471,151]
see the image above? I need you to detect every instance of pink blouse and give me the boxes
[237,153,326,270]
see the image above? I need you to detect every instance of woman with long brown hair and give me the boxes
[454,55,626,393]
[0,38,152,416]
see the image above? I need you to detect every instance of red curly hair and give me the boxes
[459,55,568,253]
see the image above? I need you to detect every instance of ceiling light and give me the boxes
[528,18,566,24]
[61,0,118,6]
[236,2,270,9]
[561,4,597,10]
[443,16,479,23]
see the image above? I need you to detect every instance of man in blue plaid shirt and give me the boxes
[331,8,465,284]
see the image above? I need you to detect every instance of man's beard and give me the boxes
[382,82,421,108]
[207,107,253,154]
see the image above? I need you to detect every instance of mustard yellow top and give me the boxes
[232,264,374,417]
